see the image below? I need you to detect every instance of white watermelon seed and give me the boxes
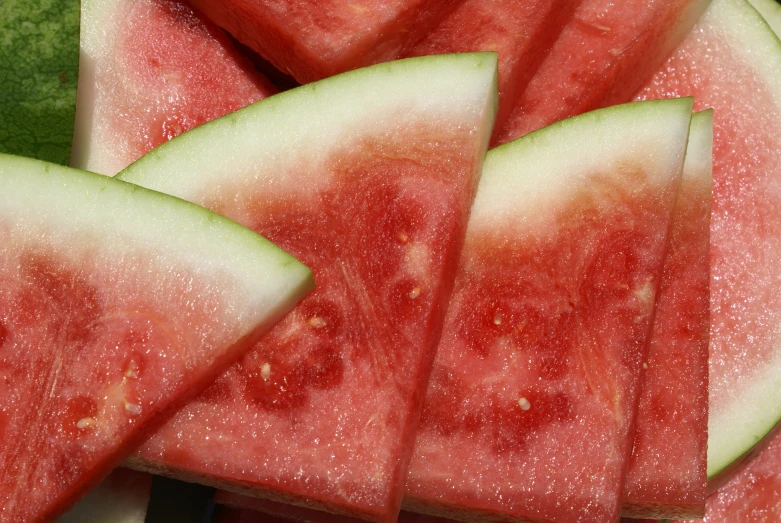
[518,397,531,411]
[261,363,271,380]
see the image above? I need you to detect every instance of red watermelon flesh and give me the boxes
[185,0,463,84]
[70,0,275,176]
[118,55,497,523]
[58,468,152,523]
[494,0,709,145]
[670,431,781,522]
[620,111,712,519]
[403,99,692,523]
[404,0,579,144]
[633,0,781,485]
[0,155,313,522]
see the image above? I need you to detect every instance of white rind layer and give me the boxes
[687,110,714,179]
[748,0,781,39]
[118,53,499,198]
[468,98,693,234]
[701,0,781,479]
[70,0,124,174]
[0,153,314,338]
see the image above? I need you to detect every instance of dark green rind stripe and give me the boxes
[0,0,80,165]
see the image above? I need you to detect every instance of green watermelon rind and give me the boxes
[116,52,499,195]
[0,152,314,318]
[703,0,781,481]
[0,0,80,166]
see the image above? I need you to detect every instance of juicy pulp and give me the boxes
[495,0,709,144]
[71,0,275,176]
[118,54,498,523]
[403,99,693,523]
[620,110,712,519]
[0,154,313,522]
[186,0,463,84]
[633,0,781,483]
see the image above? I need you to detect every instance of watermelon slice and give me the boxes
[117,53,497,523]
[671,431,781,522]
[0,0,79,165]
[71,0,276,176]
[620,110,712,519]
[58,469,152,523]
[403,98,693,523]
[633,0,781,485]
[404,0,579,143]
[494,0,709,144]
[185,0,463,84]
[0,154,313,522]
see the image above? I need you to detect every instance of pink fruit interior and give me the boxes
[621,161,710,518]
[132,117,484,523]
[187,0,462,83]
[497,0,705,143]
[0,232,241,522]
[405,0,578,144]
[634,14,781,433]
[86,0,274,174]
[404,163,678,523]
[672,431,781,522]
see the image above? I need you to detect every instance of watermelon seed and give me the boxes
[643,362,649,370]
[518,397,531,411]
[261,363,271,381]
[397,231,409,244]
[493,312,503,326]
[308,316,327,329]
[409,287,421,299]
[76,417,95,429]
[124,401,142,415]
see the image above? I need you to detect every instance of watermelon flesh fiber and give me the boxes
[633,0,781,490]
[119,55,497,523]
[71,0,276,176]
[185,0,464,84]
[619,111,712,519]
[404,0,580,145]
[0,155,313,522]
[495,0,710,144]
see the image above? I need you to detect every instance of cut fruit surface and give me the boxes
[0,154,313,523]
[186,0,463,84]
[118,54,497,523]
[403,99,692,523]
[71,0,275,176]
[634,0,781,484]
[749,0,781,34]
[404,0,579,144]
[671,430,781,522]
[620,110,712,519]
[58,469,152,523]
[495,0,709,144]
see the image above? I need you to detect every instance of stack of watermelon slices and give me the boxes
[7,0,781,520]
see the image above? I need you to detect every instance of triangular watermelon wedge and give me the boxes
[495,0,709,144]
[71,0,276,176]
[620,110,712,519]
[633,0,781,487]
[185,0,464,84]
[117,53,497,523]
[403,98,693,523]
[0,154,313,522]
